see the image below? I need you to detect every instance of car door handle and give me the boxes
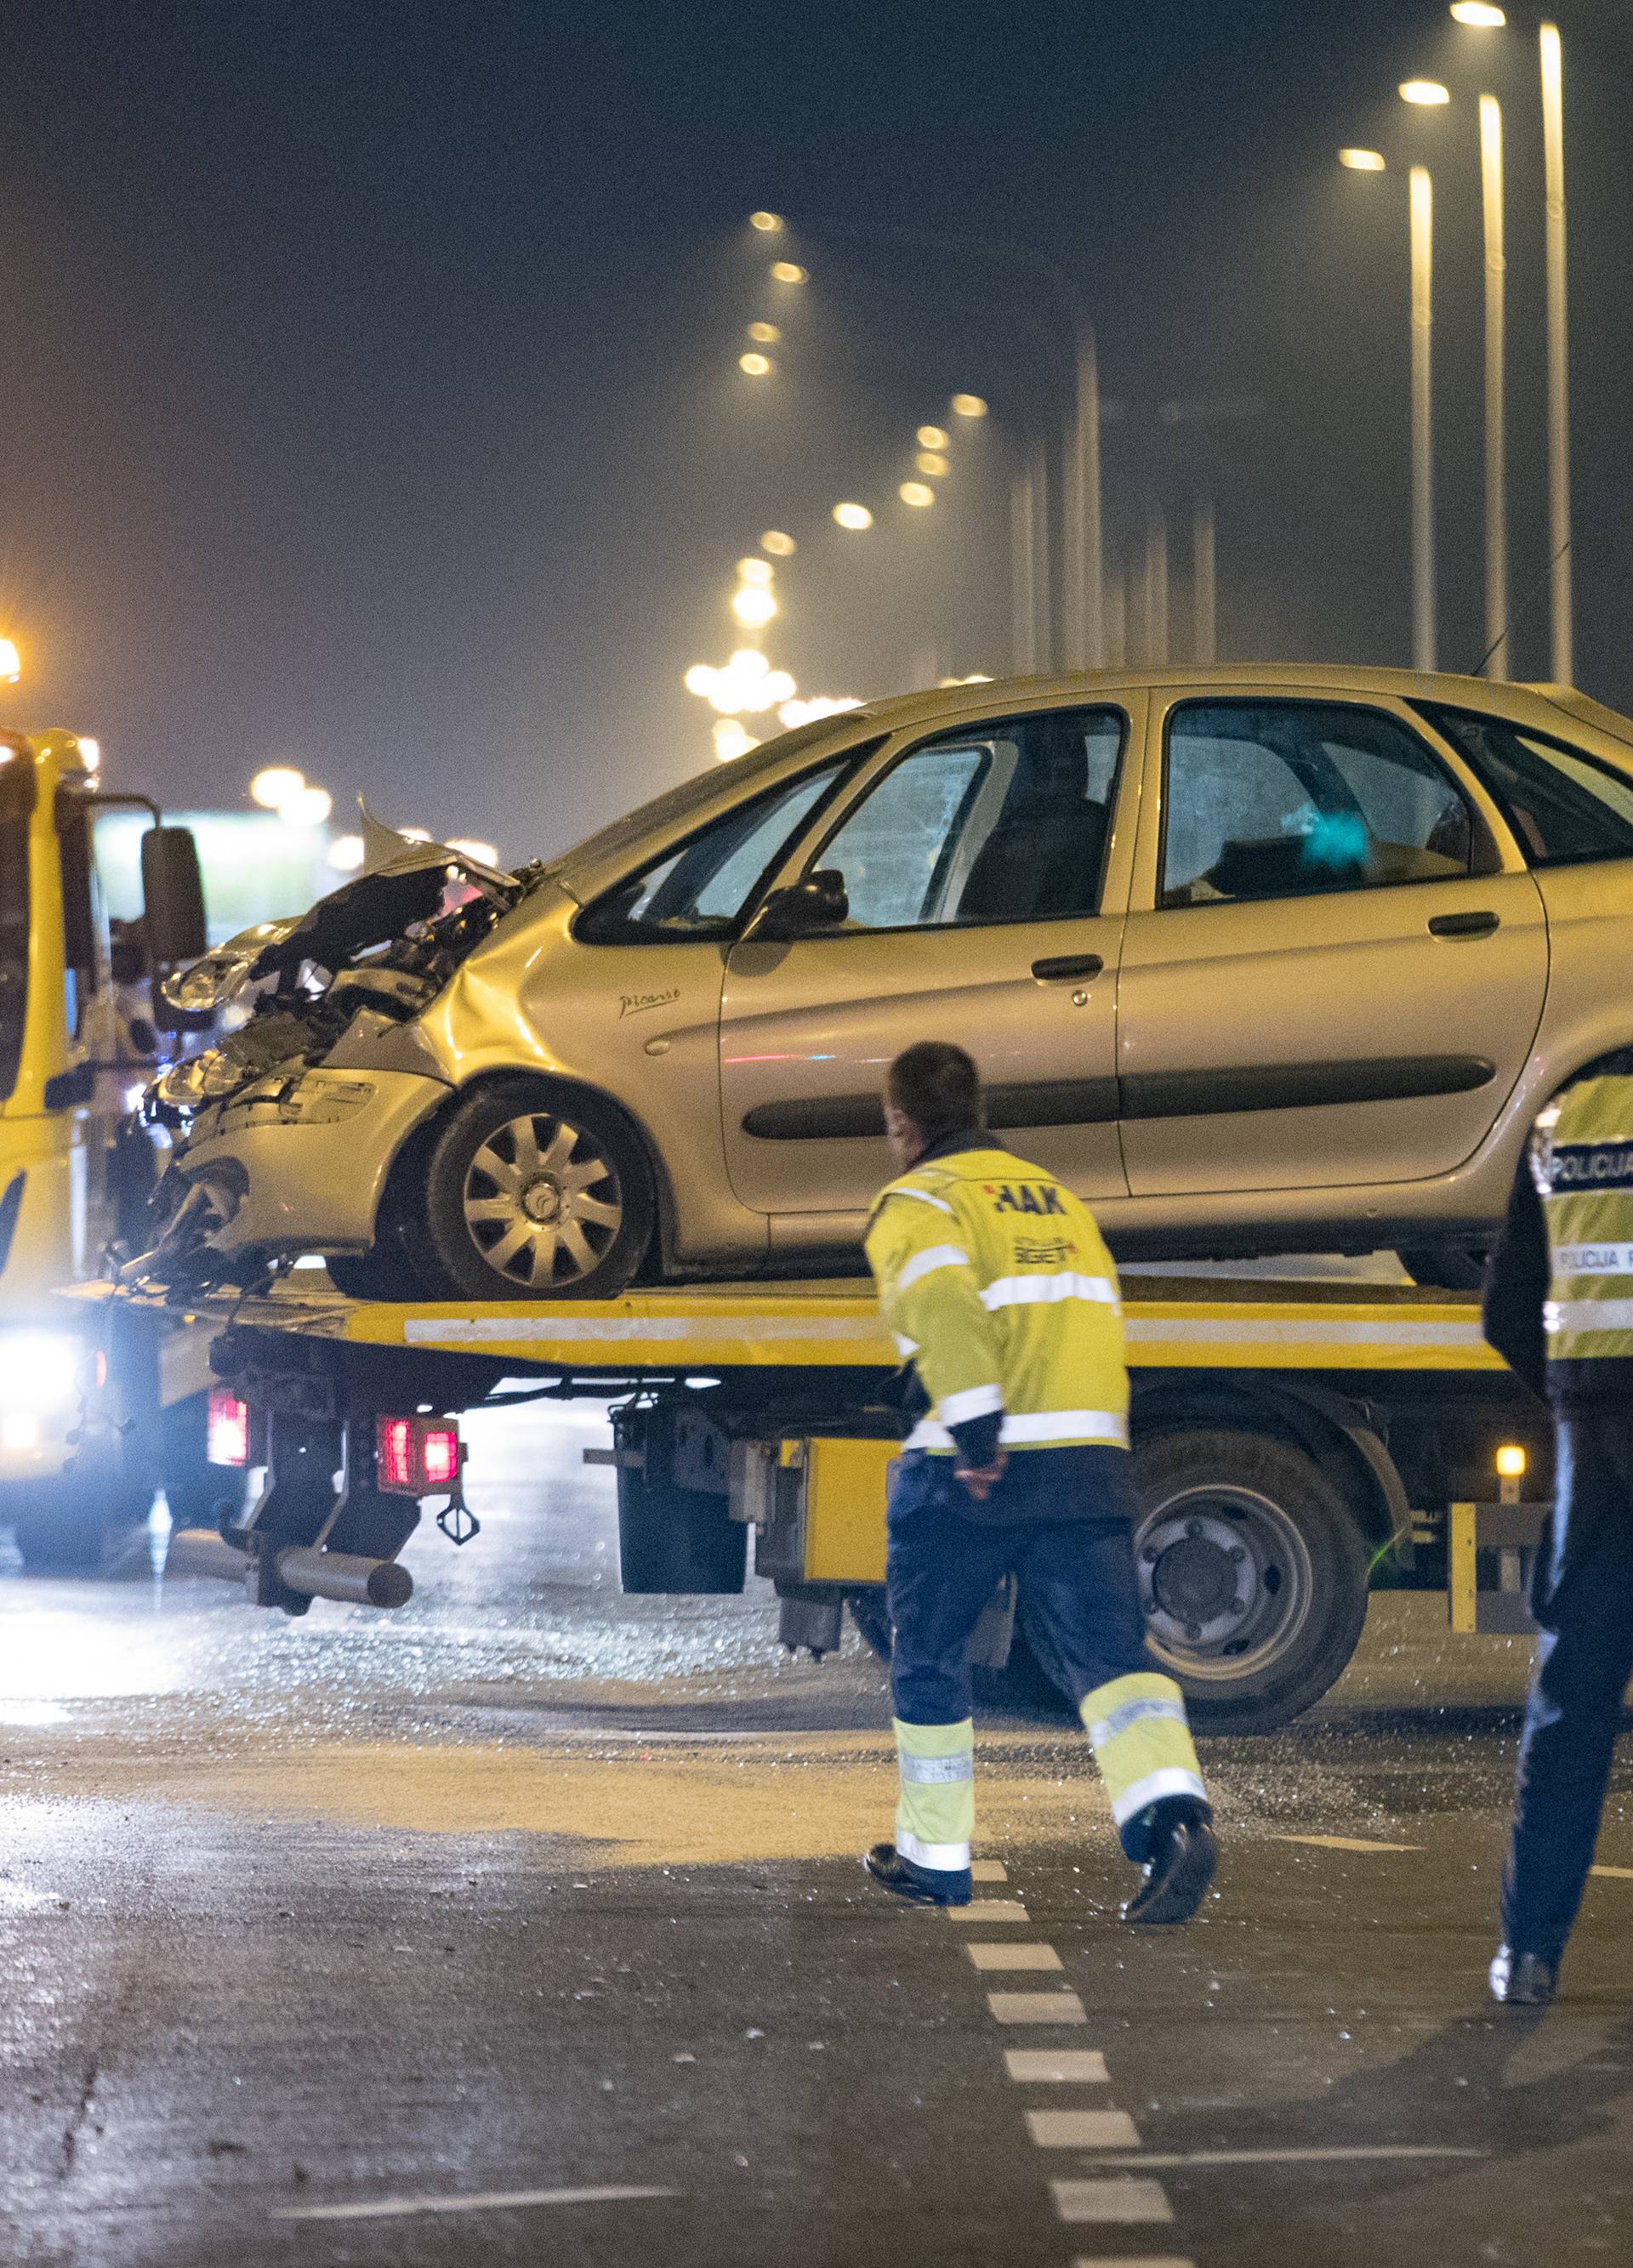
[1427,911,1500,940]
[1032,952,1104,981]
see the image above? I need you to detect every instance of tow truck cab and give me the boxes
[0,726,213,1566]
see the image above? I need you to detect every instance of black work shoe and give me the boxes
[1489,1944,1557,2005]
[863,1843,972,1907]
[1123,1799,1217,1926]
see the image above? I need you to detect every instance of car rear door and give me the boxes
[1116,687,1548,1197]
[719,696,1144,1239]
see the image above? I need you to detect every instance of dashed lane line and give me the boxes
[1027,2110,1141,2149]
[970,1859,1008,1882]
[274,2185,680,2223]
[1090,2146,1488,2169]
[1052,2176,1175,2224]
[1272,1834,1425,1854]
[1590,1864,1633,1879]
[1005,2049,1109,2083]
[1068,2258,1194,2268]
[965,1941,1064,1971]
[946,1899,1032,1923]
[988,1990,1088,2024]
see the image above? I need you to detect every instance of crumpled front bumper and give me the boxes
[171,1067,450,1259]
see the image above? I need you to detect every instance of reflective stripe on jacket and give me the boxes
[1536,1074,1633,1367]
[864,1143,1129,1454]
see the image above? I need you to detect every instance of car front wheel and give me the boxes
[414,1080,653,1301]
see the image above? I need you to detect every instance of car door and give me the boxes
[1117,689,1549,1197]
[719,696,1142,1239]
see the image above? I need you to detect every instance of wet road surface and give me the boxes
[2,1400,1631,2266]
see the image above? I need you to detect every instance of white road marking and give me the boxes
[1590,1864,1633,1879]
[1092,2146,1487,2169]
[1069,2258,1194,2268]
[966,1942,1063,1972]
[989,1991,1088,2025]
[1005,2049,1109,2083]
[947,1899,1030,1923]
[1052,2177,1173,2224]
[274,2184,678,2223]
[1272,1834,1424,1854]
[970,1859,1008,1882]
[1027,2110,1141,2149]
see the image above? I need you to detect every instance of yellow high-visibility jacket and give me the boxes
[1535,1072,1633,1368]
[864,1140,1129,1456]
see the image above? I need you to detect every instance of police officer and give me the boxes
[1483,1052,1633,2004]
[862,1040,1216,1922]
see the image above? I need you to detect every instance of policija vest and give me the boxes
[1534,1072,1633,1393]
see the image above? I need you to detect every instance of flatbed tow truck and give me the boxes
[93,1265,1550,1733]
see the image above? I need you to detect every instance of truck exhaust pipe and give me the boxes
[164,1528,255,1585]
[276,1546,413,1610]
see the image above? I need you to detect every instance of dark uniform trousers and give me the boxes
[886,1450,1158,1859]
[1505,1408,1633,1962]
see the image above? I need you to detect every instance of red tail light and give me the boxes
[207,1387,250,1468]
[375,1414,461,1495]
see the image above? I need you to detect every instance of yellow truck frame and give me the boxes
[142,1269,1548,1732]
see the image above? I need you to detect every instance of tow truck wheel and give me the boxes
[1130,1429,1371,1733]
[416,1080,653,1301]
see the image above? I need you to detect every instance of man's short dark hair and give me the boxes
[888,1041,983,1142]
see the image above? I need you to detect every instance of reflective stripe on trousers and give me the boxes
[1080,1670,1207,1831]
[895,1715,975,1873]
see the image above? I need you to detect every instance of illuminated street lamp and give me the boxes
[282,784,333,827]
[737,557,774,586]
[917,423,949,449]
[769,260,807,285]
[898,481,936,508]
[0,639,20,685]
[761,530,796,556]
[739,350,773,377]
[1339,148,1387,171]
[746,321,780,344]
[76,736,101,774]
[950,392,988,418]
[833,502,873,531]
[1451,3,1506,26]
[1399,78,1452,105]
[731,583,777,628]
[749,210,784,232]
[916,451,948,477]
[250,765,305,810]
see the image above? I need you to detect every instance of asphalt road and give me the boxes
[2,1400,1631,2268]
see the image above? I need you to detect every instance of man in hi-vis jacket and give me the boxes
[862,1040,1216,1923]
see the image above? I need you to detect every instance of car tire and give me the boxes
[1129,1429,1371,1734]
[1397,1243,1489,1293]
[326,1249,426,1302]
[414,1080,654,1302]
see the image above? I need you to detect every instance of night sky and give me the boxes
[3,0,1631,861]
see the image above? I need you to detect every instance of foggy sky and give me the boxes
[3,0,1630,863]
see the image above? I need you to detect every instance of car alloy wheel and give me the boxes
[460,1109,624,1290]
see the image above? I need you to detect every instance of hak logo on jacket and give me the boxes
[985,1182,1067,1217]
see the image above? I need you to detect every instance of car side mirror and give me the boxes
[140,825,208,969]
[747,868,849,942]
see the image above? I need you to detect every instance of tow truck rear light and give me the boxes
[207,1387,250,1468]
[375,1414,462,1495]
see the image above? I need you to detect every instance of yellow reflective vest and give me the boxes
[1534,1072,1633,1366]
[864,1142,1129,1453]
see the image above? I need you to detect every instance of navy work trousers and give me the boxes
[1503,1407,1633,1963]
[886,1449,1151,1731]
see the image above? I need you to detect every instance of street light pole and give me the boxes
[1409,164,1437,673]
[1192,490,1217,665]
[1480,93,1509,678]
[1540,20,1573,683]
[1010,463,1038,674]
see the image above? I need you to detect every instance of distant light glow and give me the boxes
[778,695,861,729]
[739,351,773,377]
[770,261,807,284]
[737,557,774,587]
[714,718,760,761]
[76,736,101,773]
[749,210,784,232]
[1340,148,1387,171]
[917,424,949,450]
[731,583,777,627]
[1450,3,1505,25]
[327,833,367,872]
[899,481,936,508]
[0,638,19,685]
[684,662,717,696]
[250,765,305,810]
[916,451,949,476]
[689,649,797,718]
[950,393,987,418]
[761,529,796,556]
[400,826,433,844]
[1495,1441,1528,1478]
[833,502,873,531]
[2,1413,40,1453]
[282,784,333,827]
[1399,79,1452,105]
[447,838,499,866]
[746,320,780,343]
[939,673,994,687]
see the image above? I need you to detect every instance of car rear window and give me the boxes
[1414,703,1633,867]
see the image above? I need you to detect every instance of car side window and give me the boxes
[1413,703,1633,867]
[576,760,851,943]
[816,707,1125,930]
[1161,701,1482,909]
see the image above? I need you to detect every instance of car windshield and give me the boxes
[1414,703,1633,867]
[0,755,30,1102]
[544,715,869,890]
